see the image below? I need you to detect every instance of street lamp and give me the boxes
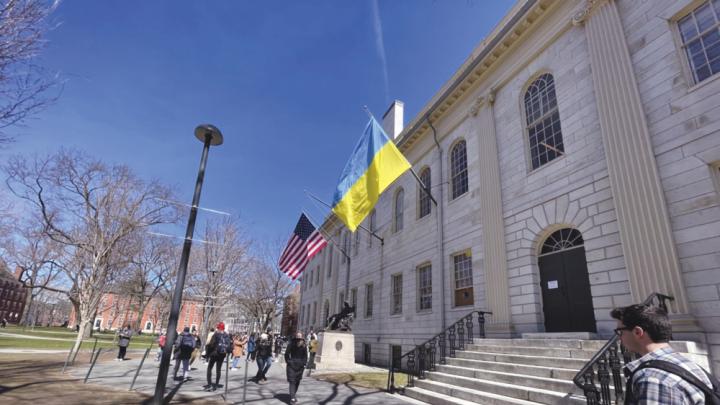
[153,124,223,404]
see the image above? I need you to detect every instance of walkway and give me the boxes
[68,351,421,404]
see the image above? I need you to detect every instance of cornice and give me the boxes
[468,89,496,117]
[397,0,555,153]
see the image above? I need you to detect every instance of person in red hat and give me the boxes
[203,322,233,391]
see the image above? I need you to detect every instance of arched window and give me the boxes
[394,188,404,232]
[540,228,584,254]
[144,321,153,331]
[418,167,431,218]
[450,140,468,199]
[525,73,564,170]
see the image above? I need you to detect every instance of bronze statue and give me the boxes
[326,302,355,331]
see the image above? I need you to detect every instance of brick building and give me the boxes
[69,292,204,334]
[298,0,720,375]
[0,263,27,324]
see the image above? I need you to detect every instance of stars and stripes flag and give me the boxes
[278,213,327,280]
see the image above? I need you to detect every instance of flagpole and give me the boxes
[305,191,384,246]
[363,107,437,206]
[302,211,349,260]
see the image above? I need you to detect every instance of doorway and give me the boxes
[538,228,596,333]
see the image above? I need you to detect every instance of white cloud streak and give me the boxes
[371,0,390,104]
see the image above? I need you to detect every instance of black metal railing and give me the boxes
[573,292,674,404]
[387,310,491,393]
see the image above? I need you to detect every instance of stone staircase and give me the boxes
[402,337,606,405]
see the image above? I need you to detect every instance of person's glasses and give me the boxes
[614,326,634,335]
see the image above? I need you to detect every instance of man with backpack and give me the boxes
[173,327,195,381]
[204,322,233,391]
[612,304,718,404]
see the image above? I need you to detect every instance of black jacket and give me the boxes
[284,338,308,382]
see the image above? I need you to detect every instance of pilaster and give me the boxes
[470,92,512,337]
[579,0,697,325]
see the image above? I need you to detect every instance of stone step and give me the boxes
[425,372,587,404]
[465,344,597,360]
[407,380,541,405]
[456,350,589,369]
[473,338,608,351]
[445,357,578,380]
[435,364,583,394]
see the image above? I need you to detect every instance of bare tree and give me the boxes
[4,149,178,355]
[0,0,61,143]
[186,217,251,344]
[5,219,63,325]
[114,234,177,331]
[237,240,294,332]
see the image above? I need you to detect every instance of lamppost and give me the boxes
[152,125,223,404]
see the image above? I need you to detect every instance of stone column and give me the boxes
[575,0,698,331]
[470,92,513,337]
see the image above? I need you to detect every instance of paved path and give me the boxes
[69,351,420,404]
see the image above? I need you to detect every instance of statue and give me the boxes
[326,301,355,331]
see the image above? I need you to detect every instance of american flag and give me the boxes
[278,214,327,280]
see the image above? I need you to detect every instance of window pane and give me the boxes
[418,264,432,310]
[451,141,468,198]
[419,168,431,218]
[395,189,404,231]
[696,3,716,32]
[391,274,403,315]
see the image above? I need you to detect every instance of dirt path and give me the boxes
[0,353,221,404]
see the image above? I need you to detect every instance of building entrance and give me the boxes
[538,228,596,333]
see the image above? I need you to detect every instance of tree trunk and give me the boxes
[20,288,34,326]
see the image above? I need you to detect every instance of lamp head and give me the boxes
[194,124,224,146]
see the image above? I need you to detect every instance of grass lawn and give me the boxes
[0,326,159,350]
[314,371,408,391]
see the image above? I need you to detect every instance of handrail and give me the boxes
[387,309,492,393]
[572,292,674,405]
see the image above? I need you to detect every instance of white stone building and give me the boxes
[298,0,720,373]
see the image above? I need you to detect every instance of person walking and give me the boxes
[306,333,318,375]
[612,304,718,404]
[273,335,284,361]
[155,331,167,361]
[253,331,273,383]
[189,329,201,367]
[246,332,256,362]
[284,332,308,403]
[116,324,132,361]
[173,327,196,381]
[231,333,248,370]
[204,322,233,391]
[203,327,215,364]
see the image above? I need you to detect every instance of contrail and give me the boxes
[153,197,231,216]
[371,0,390,104]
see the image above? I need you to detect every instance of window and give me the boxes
[338,291,345,311]
[342,231,349,263]
[365,283,374,318]
[323,300,330,326]
[418,167,431,218]
[525,73,564,170]
[541,228,584,254]
[678,1,720,83]
[350,288,357,310]
[391,345,402,369]
[328,244,334,278]
[315,265,320,284]
[391,274,403,315]
[712,161,720,192]
[417,264,432,311]
[450,141,468,198]
[453,252,474,307]
[394,188,404,232]
[354,230,360,256]
[311,302,317,325]
[145,321,153,331]
[368,210,376,248]
[363,343,372,364]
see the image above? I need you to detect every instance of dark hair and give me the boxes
[610,304,672,342]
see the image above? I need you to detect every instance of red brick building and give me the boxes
[69,292,204,333]
[0,263,27,324]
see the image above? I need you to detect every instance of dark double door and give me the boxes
[539,246,596,333]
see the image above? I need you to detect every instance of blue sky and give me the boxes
[5,0,514,245]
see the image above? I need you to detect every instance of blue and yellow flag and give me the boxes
[332,117,411,232]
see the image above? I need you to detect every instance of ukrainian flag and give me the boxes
[332,117,411,232]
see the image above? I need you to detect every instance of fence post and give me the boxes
[84,348,103,383]
[129,348,152,391]
[89,337,99,364]
[62,343,75,373]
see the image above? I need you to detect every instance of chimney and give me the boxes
[14,265,23,281]
[382,100,404,139]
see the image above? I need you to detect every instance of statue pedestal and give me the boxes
[315,331,355,370]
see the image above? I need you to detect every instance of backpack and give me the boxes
[180,333,195,349]
[158,335,167,348]
[626,359,720,405]
[215,333,231,354]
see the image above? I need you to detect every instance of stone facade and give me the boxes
[298,0,720,372]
